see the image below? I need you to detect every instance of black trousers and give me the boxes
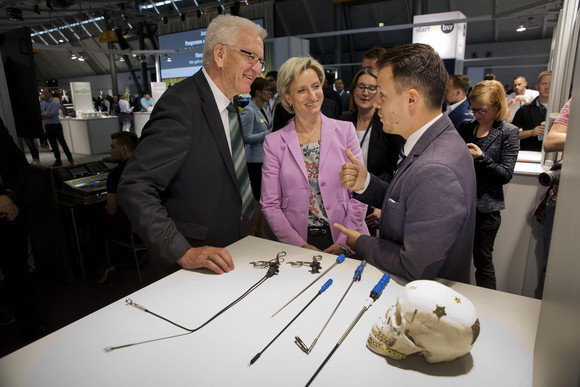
[44,123,73,162]
[473,210,501,289]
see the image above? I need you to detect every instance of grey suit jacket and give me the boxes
[354,115,476,283]
[118,69,246,268]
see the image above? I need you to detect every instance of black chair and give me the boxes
[104,231,146,286]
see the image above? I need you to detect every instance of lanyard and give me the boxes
[359,117,374,147]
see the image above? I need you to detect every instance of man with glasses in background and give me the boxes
[119,15,267,277]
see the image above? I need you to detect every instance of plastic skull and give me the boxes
[367,280,480,363]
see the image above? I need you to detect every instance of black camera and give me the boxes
[539,160,562,187]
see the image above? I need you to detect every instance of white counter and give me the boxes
[0,237,540,387]
[61,117,119,155]
[133,111,151,137]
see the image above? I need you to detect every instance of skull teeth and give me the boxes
[366,335,407,360]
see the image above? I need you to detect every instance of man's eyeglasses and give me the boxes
[469,103,497,115]
[223,45,265,67]
[355,84,378,94]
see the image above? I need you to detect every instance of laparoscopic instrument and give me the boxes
[250,279,333,366]
[295,260,366,354]
[104,252,286,352]
[271,254,346,318]
[305,273,391,387]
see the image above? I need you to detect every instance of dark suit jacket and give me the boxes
[339,110,405,182]
[511,97,546,151]
[354,115,476,283]
[446,99,475,129]
[457,119,519,212]
[118,69,246,267]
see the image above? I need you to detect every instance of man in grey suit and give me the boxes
[335,43,476,283]
[118,15,267,275]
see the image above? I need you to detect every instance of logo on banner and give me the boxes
[74,89,90,95]
[441,24,454,33]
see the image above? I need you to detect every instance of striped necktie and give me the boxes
[227,103,254,221]
[396,148,406,171]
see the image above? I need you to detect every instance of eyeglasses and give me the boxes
[261,88,271,92]
[223,45,265,67]
[355,84,377,94]
[469,103,497,115]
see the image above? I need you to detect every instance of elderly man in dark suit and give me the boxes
[118,15,267,275]
[335,43,477,283]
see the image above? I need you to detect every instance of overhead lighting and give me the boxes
[516,24,526,32]
[77,56,85,62]
[70,53,77,60]
[118,55,125,62]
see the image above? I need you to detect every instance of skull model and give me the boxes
[367,280,480,363]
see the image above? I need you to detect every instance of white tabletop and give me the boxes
[0,236,540,387]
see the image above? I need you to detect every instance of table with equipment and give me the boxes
[0,236,540,386]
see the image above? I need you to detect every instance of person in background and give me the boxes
[506,76,539,121]
[540,97,571,297]
[335,43,476,283]
[444,74,474,129]
[512,70,552,151]
[265,70,278,123]
[241,77,271,239]
[362,46,387,71]
[118,93,132,132]
[339,68,404,235]
[261,56,368,255]
[484,73,496,81]
[323,70,342,118]
[457,80,519,289]
[0,117,45,340]
[40,90,75,167]
[118,15,267,275]
[335,77,350,112]
[140,92,154,112]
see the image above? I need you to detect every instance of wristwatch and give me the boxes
[339,244,351,256]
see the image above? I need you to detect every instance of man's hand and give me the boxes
[177,246,235,274]
[531,125,545,136]
[333,223,362,250]
[302,244,321,251]
[0,194,19,221]
[365,207,381,228]
[339,148,368,192]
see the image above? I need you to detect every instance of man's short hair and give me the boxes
[378,43,448,111]
[250,77,270,98]
[111,131,138,153]
[265,70,278,80]
[450,75,471,95]
[364,46,387,60]
[202,15,267,67]
[483,73,496,80]
[537,70,552,85]
[277,56,325,113]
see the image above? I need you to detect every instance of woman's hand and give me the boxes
[467,143,482,159]
[323,243,344,255]
[302,244,321,251]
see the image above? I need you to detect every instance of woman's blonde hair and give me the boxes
[121,93,130,101]
[277,56,325,113]
[469,80,508,122]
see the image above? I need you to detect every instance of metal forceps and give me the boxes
[250,251,286,269]
[287,255,322,273]
[295,260,366,354]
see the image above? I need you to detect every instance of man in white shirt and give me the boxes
[265,70,278,123]
[334,43,476,283]
[506,76,539,121]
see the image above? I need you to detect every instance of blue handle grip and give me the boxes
[353,261,366,281]
[336,254,346,264]
[369,273,391,301]
[319,278,333,293]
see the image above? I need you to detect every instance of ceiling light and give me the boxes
[516,24,526,32]
[119,56,125,62]
[77,56,85,62]
[70,53,77,60]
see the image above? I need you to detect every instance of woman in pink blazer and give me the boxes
[261,57,368,255]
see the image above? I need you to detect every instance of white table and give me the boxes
[0,237,540,387]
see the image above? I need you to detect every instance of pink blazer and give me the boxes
[261,113,369,248]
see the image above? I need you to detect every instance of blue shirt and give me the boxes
[140,96,154,112]
[40,98,61,125]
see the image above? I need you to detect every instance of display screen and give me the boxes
[158,18,264,80]
[69,166,89,178]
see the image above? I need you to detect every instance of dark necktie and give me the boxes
[227,103,254,220]
[396,148,406,171]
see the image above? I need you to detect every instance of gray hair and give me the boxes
[277,56,325,113]
[203,15,267,67]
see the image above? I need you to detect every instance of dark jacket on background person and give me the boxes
[511,97,546,151]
